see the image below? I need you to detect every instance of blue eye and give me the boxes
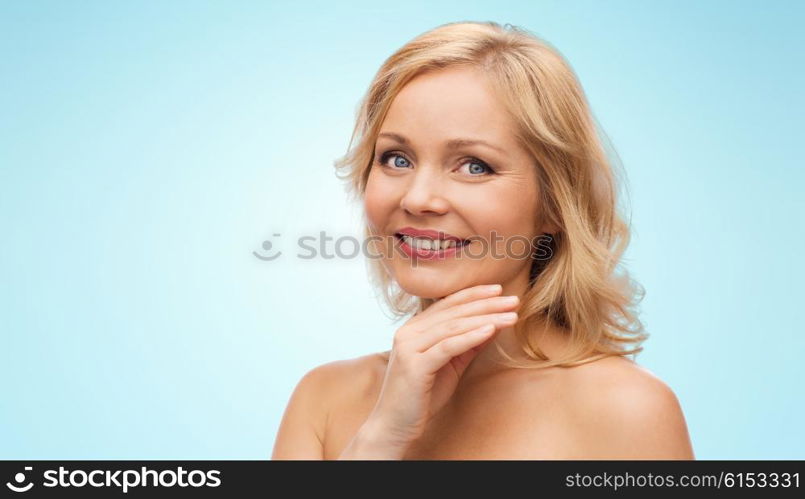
[461,159,494,175]
[378,152,411,169]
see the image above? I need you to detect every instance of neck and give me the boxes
[456,272,569,381]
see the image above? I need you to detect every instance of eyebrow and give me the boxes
[377,132,506,154]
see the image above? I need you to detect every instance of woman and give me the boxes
[272,21,694,460]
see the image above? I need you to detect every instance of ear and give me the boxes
[540,221,560,236]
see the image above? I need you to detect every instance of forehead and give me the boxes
[379,65,517,146]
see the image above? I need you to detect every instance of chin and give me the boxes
[393,267,476,300]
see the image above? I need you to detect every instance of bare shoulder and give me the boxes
[271,351,389,460]
[307,350,390,396]
[558,355,695,459]
[291,349,390,414]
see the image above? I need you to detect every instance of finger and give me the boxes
[425,284,502,315]
[412,311,518,353]
[406,294,519,336]
[419,324,498,373]
[433,294,520,327]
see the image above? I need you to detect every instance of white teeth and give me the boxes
[400,235,460,251]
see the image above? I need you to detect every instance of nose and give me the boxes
[399,165,450,216]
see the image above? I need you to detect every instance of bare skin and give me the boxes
[272,343,694,460]
[271,65,694,460]
[272,284,693,460]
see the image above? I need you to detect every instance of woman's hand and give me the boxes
[346,283,519,458]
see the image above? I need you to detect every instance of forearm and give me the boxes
[337,418,411,460]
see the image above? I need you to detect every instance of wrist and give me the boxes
[338,417,411,460]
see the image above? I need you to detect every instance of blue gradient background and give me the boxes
[1,1,802,459]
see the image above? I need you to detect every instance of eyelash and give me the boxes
[376,151,497,176]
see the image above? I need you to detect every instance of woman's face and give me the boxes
[364,64,550,299]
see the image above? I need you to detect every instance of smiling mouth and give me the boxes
[394,233,471,251]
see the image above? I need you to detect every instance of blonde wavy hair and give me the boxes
[334,20,648,369]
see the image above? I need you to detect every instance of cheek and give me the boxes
[502,177,540,230]
[458,182,539,235]
[364,169,396,230]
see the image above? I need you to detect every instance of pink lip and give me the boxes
[396,227,466,242]
[394,227,469,260]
